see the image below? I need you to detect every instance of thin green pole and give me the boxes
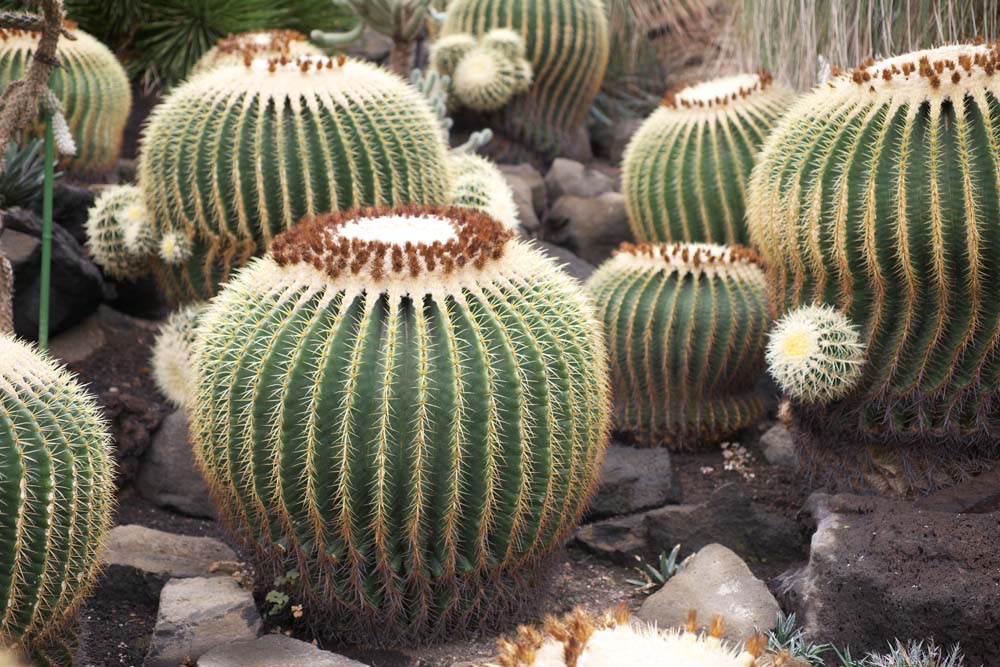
[38,116,54,349]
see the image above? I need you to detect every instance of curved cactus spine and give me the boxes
[138,55,451,304]
[0,27,130,175]
[622,73,793,245]
[441,0,609,158]
[587,243,770,448]
[84,185,155,282]
[189,30,323,78]
[0,334,114,659]
[192,204,610,644]
[748,42,1000,492]
[152,303,208,411]
[447,151,519,230]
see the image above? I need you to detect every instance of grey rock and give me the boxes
[500,163,546,234]
[136,410,216,519]
[103,525,236,581]
[48,311,107,364]
[636,543,780,641]
[586,443,680,520]
[545,158,614,201]
[794,493,1000,665]
[760,423,798,468]
[556,126,595,163]
[531,240,597,283]
[573,513,648,566]
[144,576,261,667]
[543,192,631,266]
[593,118,642,164]
[346,27,393,63]
[198,635,370,667]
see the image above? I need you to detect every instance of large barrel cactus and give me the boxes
[441,0,609,158]
[135,55,451,304]
[0,334,114,663]
[622,73,793,245]
[189,30,323,78]
[748,42,1000,493]
[0,26,130,175]
[192,204,611,644]
[587,242,769,448]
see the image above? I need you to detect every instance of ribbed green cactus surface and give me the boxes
[0,334,114,660]
[587,243,769,447]
[85,184,154,282]
[138,55,452,304]
[189,30,323,78]
[0,27,131,175]
[622,73,793,245]
[192,205,610,644]
[441,0,609,157]
[749,43,1000,455]
[447,152,519,230]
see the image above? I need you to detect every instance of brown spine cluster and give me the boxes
[271,204,513,282]
[495,603,631,667]
[248,53,347,73]
[662,71,775,109]
[849,40,1000,88]
[615,242,761,268]
[217,29,307,56]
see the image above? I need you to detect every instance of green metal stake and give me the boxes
[38,115,54,349]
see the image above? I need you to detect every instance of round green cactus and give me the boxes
[192,204,611,644]
[441,0,609,158]
[748,42,1000,492]
[138,55,452,304]
[0,26,131,175]
[152,303,208,411]
[0,334,114,660]
[622,73,793,245]
[85,184,155,282]
[587,242,770,448]
[431,33,477,75]
[434,29,533,114]
[189,30,323,78]
[447,152,519,231]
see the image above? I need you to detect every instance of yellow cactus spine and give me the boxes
[748,42,1000,492]
[151,303,208,411]
[447,151,520,231]
[622,72,794,245]
[0,26,131,175]
[85,185,155,282]
[192,204,611,644]
[587,243,770,448]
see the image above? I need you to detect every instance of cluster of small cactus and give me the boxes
[748,41,1000,492]
[440,0,609,158]
[189,29,323,77]
[191,204,611,644]
[0,334,115,663]
[622,72,793,245]
[587,243,770,448]
[432,30,533,113]
[84,184,154,281]
[133,54,451,304]
[151,302,207,410]
[0,25,130,175]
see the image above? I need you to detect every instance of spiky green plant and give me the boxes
[0,26,130,175]
[447,151,519,231]
[191,204,611,645]
[311,0,432,76]
[135,55,451,304]
[0,333,115,662]
[0,139,57,209]
[432,29,532,114]
[152,302,207,410]
[860,641,965,667]
[622,73,793,245]
[441,0,609,159]
[587,243,769,448]
[748,42,1000,493]
[85,184,154,282]
[188,29,323,78]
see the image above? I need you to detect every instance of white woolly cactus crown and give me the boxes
[189,29,323,77]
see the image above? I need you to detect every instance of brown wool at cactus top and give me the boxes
[614,242,761,268]
[661,71,776,109]
[215,28,308,56]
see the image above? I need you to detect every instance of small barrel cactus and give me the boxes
[587,243,770,448]
[433,29,533,113]
[0,334,114,661]
[447,152,519,231]
[137,55,452,304]
[441,0,609,158]
[622,72,793,245]
[152,303,208,410]
[192,204,611,644]
[0,26,131,175]
[748,42,1000,492]
[85,184,155,281]
[189,30,323,77]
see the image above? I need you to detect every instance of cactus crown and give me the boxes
[611,242,763,279]
[215,29,310,58]
[842,41,999,98]
[664,71,777,110]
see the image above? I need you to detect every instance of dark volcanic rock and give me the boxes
[135,410,215,519]
[586,443,680,520]
[532,240,597,283]
[543,193,632,266]
[102,390,166,488]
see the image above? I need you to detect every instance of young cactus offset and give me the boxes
[189,30,323,77]
[587,243,770,448]
[137,55,452,304]
[433,29,533,113]
[192,204,611,645]
[441,0,609,158]
[447,151,520,231]
[622,73,793,245]
[0,26,131,175]
[85,184,155,282]
[0,334,115,661]
[151,303,208,411]
[748,42,1000,493]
